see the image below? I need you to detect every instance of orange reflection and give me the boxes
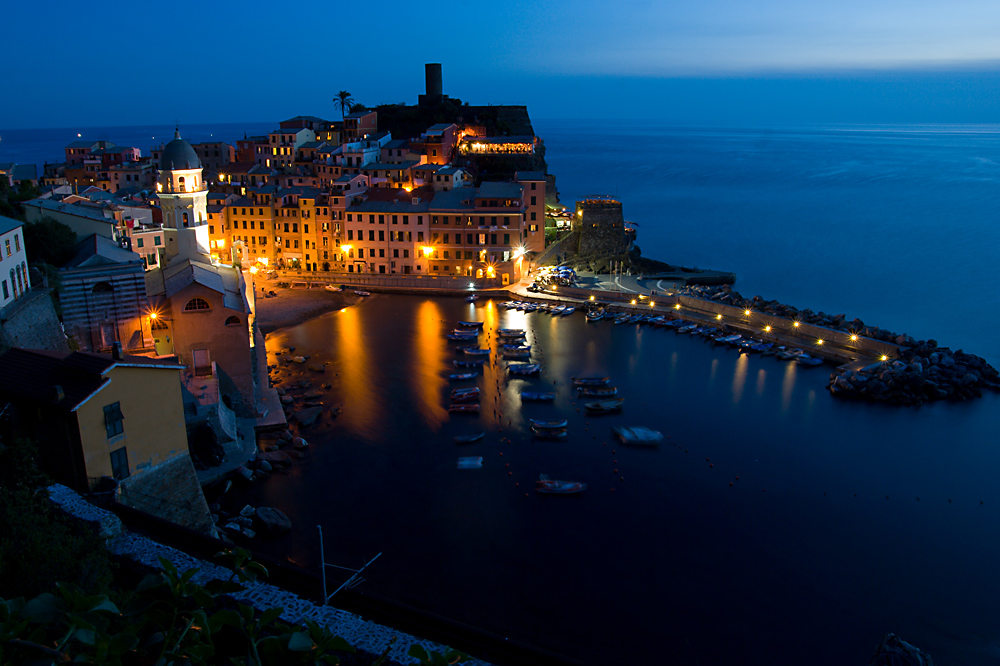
[781,362,797,413]
[413,300,448,427]
[731,353,748,405]
[755,368,767,396]
[334,305,380,436]
[479,302,503,429]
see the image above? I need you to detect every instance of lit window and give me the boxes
[184,298,211,311]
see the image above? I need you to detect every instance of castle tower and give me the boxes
[156,128,210,256]
[574,197,630,256]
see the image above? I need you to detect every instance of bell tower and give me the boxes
[156,127,210,256]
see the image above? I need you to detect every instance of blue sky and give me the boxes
[1,0,998,128]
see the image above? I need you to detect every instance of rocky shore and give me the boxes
[255,286,356,335]
[680,284,1000,405]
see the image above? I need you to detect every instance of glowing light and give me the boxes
[149,312,158,320]
[817,339,824,345]
[744,309,751,316]
[793,321,800,327]
[764,325,771,332]
[880,355,888,361]
[630,299,637,305]
[674,304,680,310]
[650,301,655,307]
[217,239,225,249]
[403,185,413,192]
[421,245,434,257]
[77,133,81,137]
[589,295,595,301]
[257,257,268,266]
[850,334,858,341]
[340,244,353,252]
[468,281,476,290]
[513,246,526,259]
[716,314,722,320]
[249,266,258,275]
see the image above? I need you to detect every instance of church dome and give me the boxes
[161,129,201,171]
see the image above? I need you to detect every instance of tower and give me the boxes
[156,128,210,256]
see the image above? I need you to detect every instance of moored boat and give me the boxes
[453,359,486,367]
[508,363,541,375]
[449,403,481,413]
[535,476,586,494]
[457,456,483,469]
[450,388,480,403]
[612,426,663,446]
[578,386,618,397]
[532,427,567,440]
[458,321,484,328]
[561,306,575,316]
[324,284,342,292]
[448,372,478,380]
[454,432,485,444]
[354,290,371,297]
[521,391,556,401]
[465,294,479,302]
[461,347,491,356]
[529,418,568,429]
[573,376,611,387]
[585,397,625,413]
[498,328,526,337]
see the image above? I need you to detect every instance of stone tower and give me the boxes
[574,197,630,256]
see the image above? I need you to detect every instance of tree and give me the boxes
[334,91,353,121]
[348,102,367,114]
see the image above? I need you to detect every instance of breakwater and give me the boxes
[679,284,1000,405]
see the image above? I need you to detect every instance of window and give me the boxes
[225,316,241,326]
[368,230,375,241]
[104,402,124,438]
[531,182,536,190]
[478,234,486,245]
[529,224,538,232]
[184,297,211,311]
[137,237,144,248]
[531,212,537,221]
[531,196,537,205]
[110,446,129,480]
[1,280,7,299]
[14,234,19,252]
[4,240,9,256]
[347,230,354,240]
[154,236,161,246]
[92,282,113,293]
[393,249,399,258]
[403,249,409,258]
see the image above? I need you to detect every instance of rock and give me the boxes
[212,513,220,524]
[297,380,312,389]
[275,387,286,396]
[237,516,253,527]
[290,449,306,459]
[236,465,254,481]
[283,355,294,363]
[321,383,332,389]
[294,406,323,427]
[209,502,221,513]
[292,437,309,449]
[224,522,242,532]
[279,429,294,442]
[242,527,256,539]
[259,451,293,467]
[962,372,979,386]
[303,391,322,399]
[280,395,294,405]
[255,507,292,534]
[240,504,255,517]
[258,460,272,473]
[309,364,326,373]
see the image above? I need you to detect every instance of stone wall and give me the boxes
[575,199,629,256]
[47,484,492,666]
[0,290,69,353]
[118,453,218,537]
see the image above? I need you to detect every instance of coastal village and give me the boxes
[1,64,998,665]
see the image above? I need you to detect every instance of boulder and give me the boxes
[292,437,309,449]
[242,528,256,539]
[239,504,256,518]
[255,507,292,535]
[280,395,294,405]
[259,451,293,467]
[257,460,273,473]
[309,364,326,373]
[235,465,253,481]
[294,406,323,427]
[297,380,312,389]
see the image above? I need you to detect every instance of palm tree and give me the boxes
[334,91,354,120]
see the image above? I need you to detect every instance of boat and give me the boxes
[498,328,526,337]
[449,404,481,413]
[462,347,491,356]
[572,376,610,387]
[550,305,566,315]
[354,290,371,297]
[446,332,479,341]
[501,343,531,351]
[450,388,480,403]
[561,307,575,316]
[454,432,485,444]
[465,294,479,302]
[453,359,486,367]
[796,354,824,367]
[613,314,630,324]
[535,476,586,494]
[324,284,342,292]
[529,418,568,429]
[585,397,625,413]
[503,350,531,360]
[578,386,618,397]
[457,456,483,469]
[508,363,541,375]
[586,310,605,322]
[532,427,567,440]
[458,321,484,328]
[449,372,478,380]
[521,391,556,401]
[612,426,664,446]
[677,324,698,333]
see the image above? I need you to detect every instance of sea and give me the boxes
[5,119,1000,664]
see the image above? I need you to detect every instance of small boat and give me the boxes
[354,290,371,297]
[454,432,485,444]
[715,334,742,345]
[586,310,605,322]
[508,363,541,375]
[458,321,484,328]
[796,354,824,367]
[578,386,618,397]
[453,359,486,367]
[501,343,531,351]
[457,456,483,469]
[550,305,566,315]
[585,397,625,413]
[561,307,575,316]
[462,347,491,356]
[532,427,567,440]
[449,404,481,413]
[498,328,526,337]
[449,372,478,380]
[521,391,556,401]
[446,332,479,341]
[535,475,586,494]
[503,351,531,360]
[573,376,610,387]
[530,418,568,429]
[465,294,479,302]
[450,389,480,403]
[612,426,663,446]
[324,284,342,292]
[613,314,630,324]
[677,324,698,333]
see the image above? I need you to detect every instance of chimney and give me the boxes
[54,385,65,402]
[112,342,123,361]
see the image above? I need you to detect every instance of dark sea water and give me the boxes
[8,120,1000,664]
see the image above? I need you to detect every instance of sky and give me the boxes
[1,0,999,128]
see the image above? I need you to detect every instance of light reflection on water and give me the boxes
[249,295,1000,666]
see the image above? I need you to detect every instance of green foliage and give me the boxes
[0,438,115,602]
[334,91,354,121]
[407,643,468,665]
[23,216,78,267]
[0,553,357,666]
[215,547,269,584]
[0,178,40,220]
